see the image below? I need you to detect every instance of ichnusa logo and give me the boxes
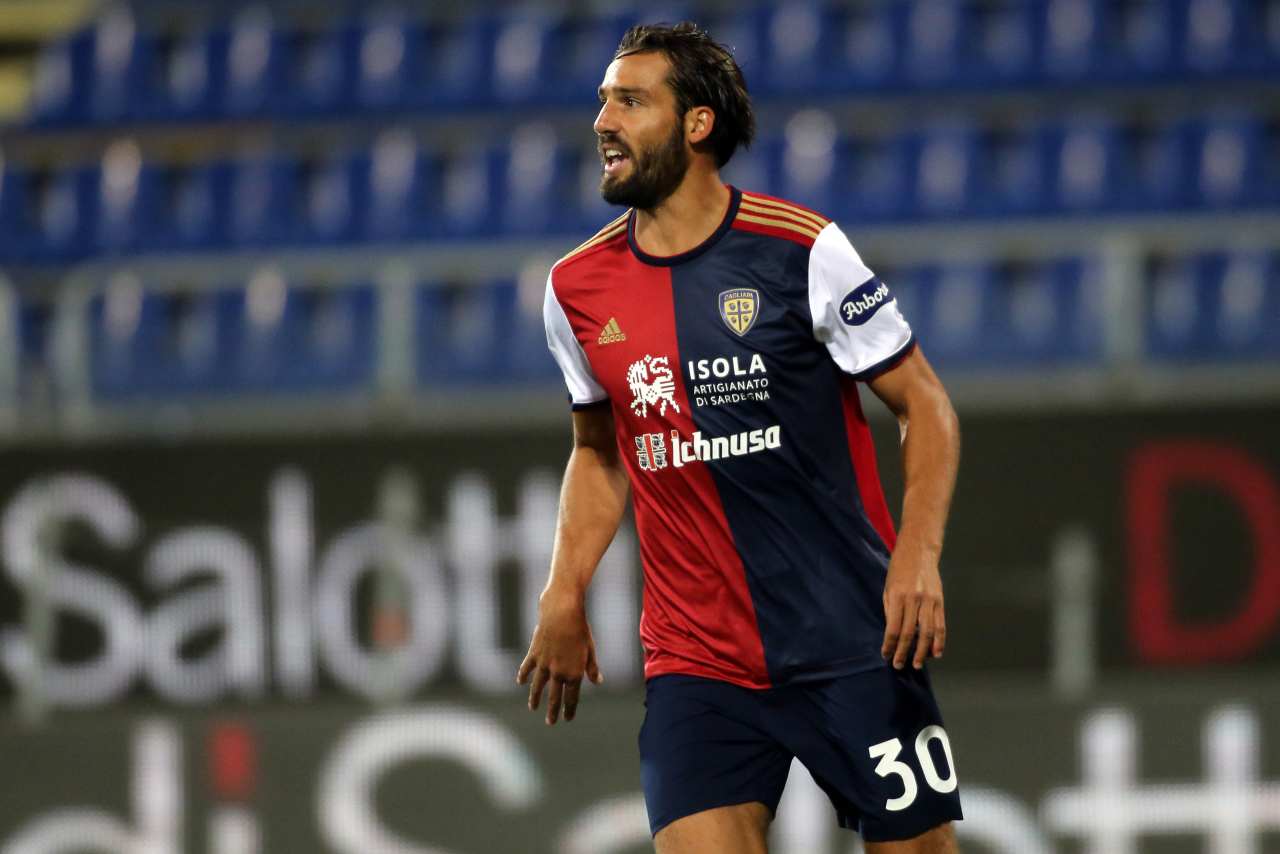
[840,278,894,326]
[669,425,782,468]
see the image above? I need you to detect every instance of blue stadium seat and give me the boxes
[28,165,96,260]
[232,274,376,392]
[1184,114,1264,209]
[91,286,235,398]
[1038,0,1106,79]
[891,263,999,368]
[150,160,232,250]
[1106,0,1177,78]
[991,258,1104,364]
[543,13,631,102]
[0,158,32,261]
[28,30,93,125]
[903,0,966,84]
[975,124,1050,216]
[437,150,502,238]
[282,23,357,115]
[1044,117,1123,211]
[497,124,576,235]
[761,2,835,93]
[354,14,417,109]
[96,141,155,253]
[965,0,1037,83]
[221,7,286,116]
[1181,0,1248,73]
[227,153,298,245]
[828,0,902,90]
[88,6,146,122]
[146,27,222,120]
[776,111,844,213]
[423,16,494,108]
[298,155,359,244]
[363,131,440,240]
[1147,252,1280,361]
[842,132,913,221]
[417,281,507,384]
[909,124,979,217]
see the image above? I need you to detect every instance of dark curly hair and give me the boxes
[614,22,755,168]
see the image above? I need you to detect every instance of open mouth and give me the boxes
[602,147,631,175]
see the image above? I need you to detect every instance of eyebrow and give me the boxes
[597,85,648,99]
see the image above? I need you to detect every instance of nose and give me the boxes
[593,100,618,137]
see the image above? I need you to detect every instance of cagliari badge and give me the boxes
[719,288,760,336]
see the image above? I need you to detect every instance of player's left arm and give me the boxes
[867,346,960,670]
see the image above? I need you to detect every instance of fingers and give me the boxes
[585,642,603,685]
[913,598,934,670]
[545,677,564,725]
[892,595,921,670]
[931,601,947,659]
[516,654,535,685]
[881,593,904,662]
[527,667,549,711]
[563,680,582,721]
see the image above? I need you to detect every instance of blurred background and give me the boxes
[0,0,1277,852]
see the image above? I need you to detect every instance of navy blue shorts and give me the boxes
[639,665,963,842]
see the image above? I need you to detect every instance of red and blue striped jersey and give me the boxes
[544,187,915,689]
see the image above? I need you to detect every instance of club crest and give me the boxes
[719,288,760,336]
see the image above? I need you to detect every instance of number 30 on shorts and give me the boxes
[867,726,958,811]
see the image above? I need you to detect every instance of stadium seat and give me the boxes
[30,164,96,261]
[91,285,233,398]
[993,258,1104,364]
[282,22,357,115]
[28,30,93,125]
[438,150,501,238]
[1181,0,1247,72]
[96,139,154,253]
[909,123,979,217]
[424,16,494,108]
[233,272,376,392]
[417,280,506,384]
[828,0,901,89]
[543,13,632,102]
[1148,252,1280,362]
[761,2,833,93]
[298,154,359,244]
[497,123,575,235]
[966,0,1037,82]
[355,14,416,109]
[221,7,285,116]
[975,124,1050,216]
[1185,114,1264,209]
[148,26,221,120]
[903,0,965,83]
[227,153,298,246]
[1044,117,1123,211]
[88,5,146,122]
[1038,0,1105,79]
[1107,0,1177,78]
[777,110,843,215]
[841,132,912,221]
[363,130,440,240]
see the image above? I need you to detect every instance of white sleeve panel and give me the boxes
[543,271,608,407]
[807,222,914,378]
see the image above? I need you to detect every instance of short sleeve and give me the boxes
[543,271,609,408]
[807,222,915,379]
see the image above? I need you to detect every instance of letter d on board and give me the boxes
[1127,441,1280,663]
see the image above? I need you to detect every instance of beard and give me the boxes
[599,121,690,211]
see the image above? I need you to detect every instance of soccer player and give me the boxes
[517,22,963,854]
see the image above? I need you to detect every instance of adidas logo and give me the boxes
[598,317,627,345]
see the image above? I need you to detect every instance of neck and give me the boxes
[632,164,730,258]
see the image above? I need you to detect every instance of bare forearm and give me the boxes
[543,444,630,601]
[896,392,960,560]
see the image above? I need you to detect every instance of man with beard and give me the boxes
[518,21,964,854]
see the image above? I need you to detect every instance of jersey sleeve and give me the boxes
[807,222,915,379]
[543,270,608,408]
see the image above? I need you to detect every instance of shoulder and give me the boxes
[552,210,631,276]
[732,189,833,249]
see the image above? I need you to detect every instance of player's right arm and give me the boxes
[517,403,629,726]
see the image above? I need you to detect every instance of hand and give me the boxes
[881,547,946,670]
[516,590,603,725]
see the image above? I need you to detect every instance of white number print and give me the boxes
[868,726,958,811]
[867,738,918,812]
